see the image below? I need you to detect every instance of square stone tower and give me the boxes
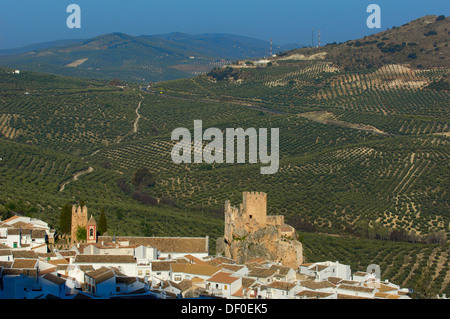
[71,204,88,241]
[242,191,267,227]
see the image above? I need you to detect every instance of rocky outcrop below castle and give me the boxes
[216,224,303,269]
[217,191,303,269]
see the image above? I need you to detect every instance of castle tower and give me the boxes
[86,215,97,244]
[242,191,267,227]
[71,204,88,242]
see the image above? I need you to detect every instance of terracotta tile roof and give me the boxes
[337,293,371,299]
[299,280,334,290]
[0,221,13,228]
[207,271,240,284]
[0,261,13,268]
[248,267,277,278]
[269,265,292,275]
[116,276,137,285]
[327,276,343,285]
[191,277,204,284]
[365,282,397,293]
[43,273,66,286]
[242,277,256,288]
[98,236,208,253]
[184,254,209,265]
[207,256,236,266]
[2,268,37,277]
[308,264,329,272]
[171,263,220,277]
[86,267,115,284]
[39,267,57,276]
[151,261,174,272]
[219,263,246,273]
[353,271,369,276]
[94,271,115,285]
[7,228,22,235]
[86,267,112,278]
[338,284,375,293]
[177,279,193,292]
[74,254,136,264]
[0,250,12,256]
[267,281,297,290]
[300,263,314,267]
[296,290,334,299]
[339,280,359,285]
[59,251,77,256]
[31,229,46,239]
[46,259,70,265]
[12,250,38,259]
[231,287,245,297]
[0,243,11,249]
[12,258,37,269]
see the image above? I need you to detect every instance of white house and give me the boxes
[269,265,296,282]
[248,267,277,284]
[352,271,375,282]
[299,261,351,281]
[83,266,147,297]
[264,281,302,299]
[170,263,220,283]
[0,259,39,299]
[73,254,137,277]
[84,267,116,296]
[39,273,67,299]
[97,236,209,260]
[149,261,172,281]
[336,283,377,299]
[205,271,242,299]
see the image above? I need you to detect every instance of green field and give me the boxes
[0,60,448,297]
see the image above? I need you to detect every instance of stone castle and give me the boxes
[217,191,303,268]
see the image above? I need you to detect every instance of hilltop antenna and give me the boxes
[319,30,320,48]
[270,38,273,56]
[318,29,321,47]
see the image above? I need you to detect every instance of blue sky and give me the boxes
[0,0,448,50]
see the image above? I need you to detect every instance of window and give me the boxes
[138,270,142,276]
[224,285,228,290]
[249,215,253,219]
[174,275,182,281]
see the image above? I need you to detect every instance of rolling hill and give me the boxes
[0,32,302,83]
[276,15,449,70]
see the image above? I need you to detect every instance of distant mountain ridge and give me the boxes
[0,32,303,83]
